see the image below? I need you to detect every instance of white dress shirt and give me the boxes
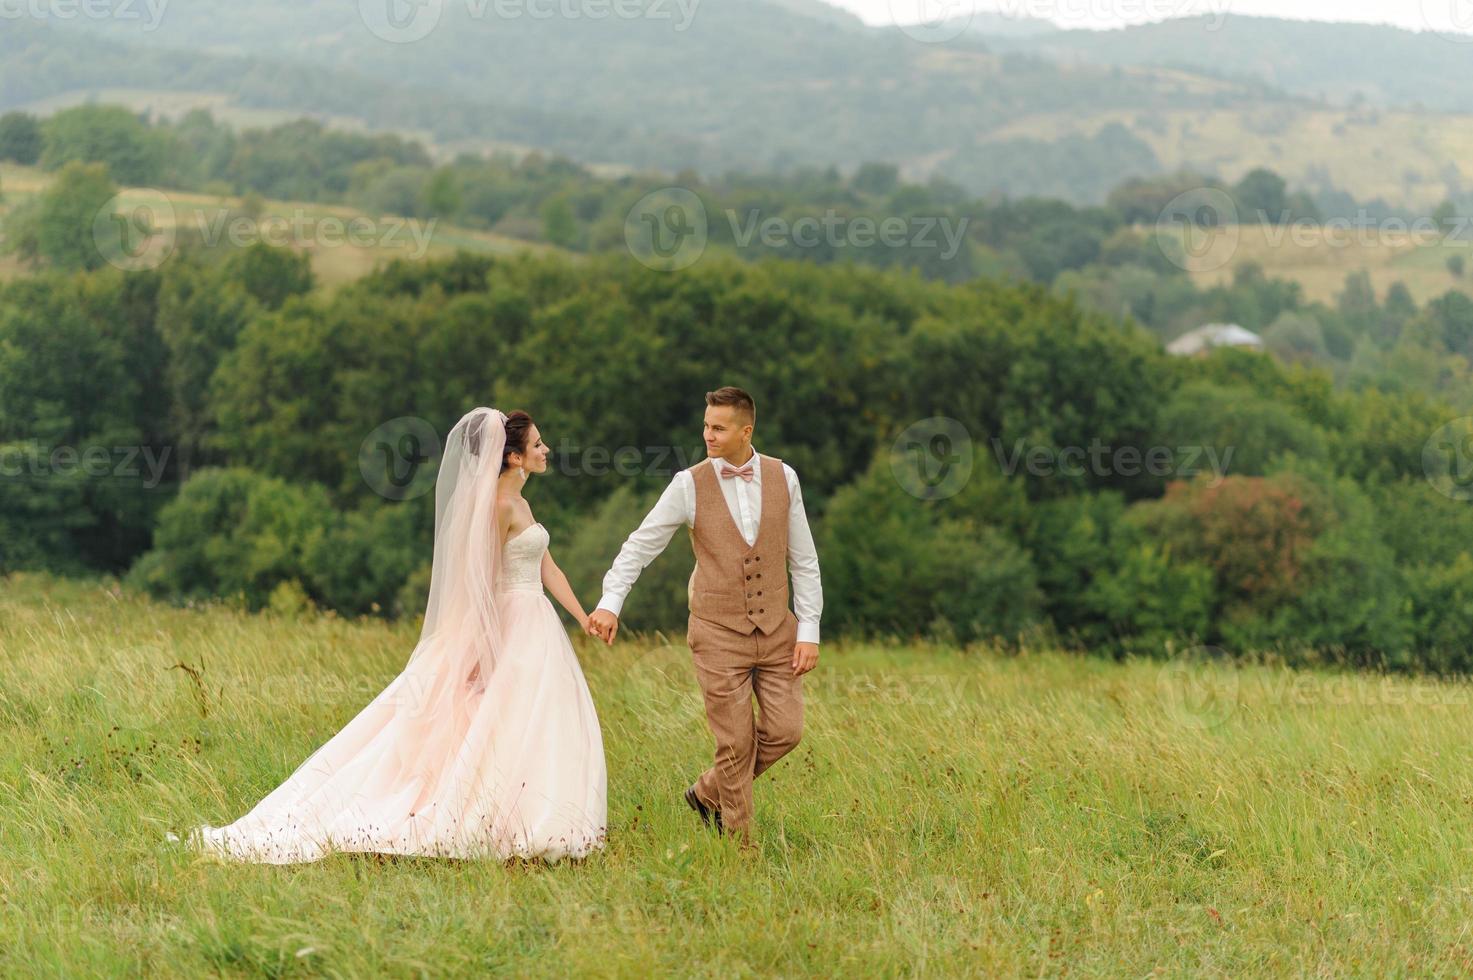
[595,447,823,644]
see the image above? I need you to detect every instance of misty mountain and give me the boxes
[11,1,1472,207]
[955,11,1062,39]
[9,0,1289,201]
[982,14,1473,112]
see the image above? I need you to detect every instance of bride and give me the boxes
[169,407,607,864]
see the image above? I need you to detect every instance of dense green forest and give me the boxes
[5,103,1467,408]
[6,102,1473,669]
[2,232,1470,671]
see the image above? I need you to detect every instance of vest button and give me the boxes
[759,608,765,614]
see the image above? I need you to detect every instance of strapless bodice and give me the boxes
[499,522,548,594]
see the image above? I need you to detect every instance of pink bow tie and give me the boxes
[720,461,755,482]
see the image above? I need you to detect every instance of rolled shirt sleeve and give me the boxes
[595,471,692,617]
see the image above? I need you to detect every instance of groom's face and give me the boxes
[703,405,752,462]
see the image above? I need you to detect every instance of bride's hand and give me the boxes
[587,609,618,645]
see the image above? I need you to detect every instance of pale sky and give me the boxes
[823,0,1473,34]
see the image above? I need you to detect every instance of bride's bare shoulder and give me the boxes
[495,494,532,532]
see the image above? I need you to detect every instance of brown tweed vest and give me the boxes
[687,454,791,635]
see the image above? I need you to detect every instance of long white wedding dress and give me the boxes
[172,520,608,864]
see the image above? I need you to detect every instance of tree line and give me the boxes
[0,238,1468,672]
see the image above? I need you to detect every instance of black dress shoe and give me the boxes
[683,786,722,832]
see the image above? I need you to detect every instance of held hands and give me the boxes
[792,641,819,676]
[587,609,620,646]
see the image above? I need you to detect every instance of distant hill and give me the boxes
[10,0,1283,203]
[983,15,1473,112]
[955,11,1062,38]
[9,3,1473,207]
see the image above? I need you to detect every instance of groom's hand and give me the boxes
[792,641,818,676]
[588,609,620,645]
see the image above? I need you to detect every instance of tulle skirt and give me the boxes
[172,590,607,864]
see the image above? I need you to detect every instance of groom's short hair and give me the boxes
[706,386,755,425]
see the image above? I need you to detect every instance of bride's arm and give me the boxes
[540,551,591,633]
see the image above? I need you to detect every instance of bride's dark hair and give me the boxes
[500,411,534,469]
[465,410,532,464]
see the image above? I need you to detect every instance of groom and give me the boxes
[587,386,823,848]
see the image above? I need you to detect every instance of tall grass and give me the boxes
[3,570,1473,975]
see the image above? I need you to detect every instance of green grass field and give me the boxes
[1177,222,1473,306]
[5,571,1473,974]
[0,162,563,289]
[985,104,1473,215]
[8,154,1471,309]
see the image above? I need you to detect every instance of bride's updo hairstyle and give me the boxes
[500,410,534,470]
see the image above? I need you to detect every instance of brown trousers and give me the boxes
[687,608,804,843]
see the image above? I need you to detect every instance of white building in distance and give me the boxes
[1165,323,1266,357]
